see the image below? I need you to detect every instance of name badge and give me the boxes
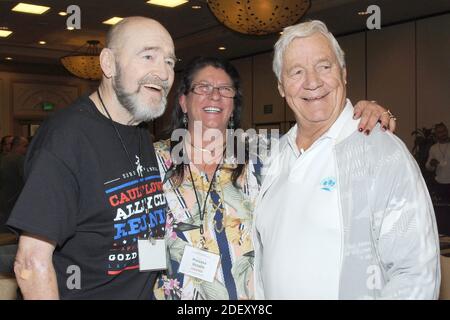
[138,238,167,272]
[178,246,220,283]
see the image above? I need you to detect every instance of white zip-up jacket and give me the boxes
[253,100,441,299]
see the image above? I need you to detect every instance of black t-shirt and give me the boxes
[7,96,167,299]
[0,152,25,231]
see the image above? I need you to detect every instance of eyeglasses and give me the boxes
[190,83,236,98]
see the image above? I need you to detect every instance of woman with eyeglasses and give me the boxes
[153,56,394,300]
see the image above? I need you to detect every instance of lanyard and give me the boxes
[97,89,142,172]
[97,89,160,238]
[187,162,220,236]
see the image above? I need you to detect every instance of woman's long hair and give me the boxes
[167,56,249,188]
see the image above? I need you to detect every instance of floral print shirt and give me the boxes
[153,139,264,300]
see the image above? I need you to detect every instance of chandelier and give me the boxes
[61,40,102,80]
[207,0,311,36]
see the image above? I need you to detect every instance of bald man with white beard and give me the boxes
[7,17,176,299]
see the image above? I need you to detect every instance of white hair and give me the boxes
[273,20,346,82]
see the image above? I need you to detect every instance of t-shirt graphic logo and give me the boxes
[135,155,143,177]
[320,177,336,192]
[106,168,166,276]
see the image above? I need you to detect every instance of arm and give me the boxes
[373,140,440,299]
[14,233,59,300]
[353,100,396,134]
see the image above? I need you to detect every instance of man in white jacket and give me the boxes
[253,20,440,299]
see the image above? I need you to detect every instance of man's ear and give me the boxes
[99,48,116,78]
[277,81,285,98]
[179,94,188,114]
[343,67,347,85]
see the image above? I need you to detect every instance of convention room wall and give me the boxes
[245,13,450,149]
[0,71,96,138]
[416,14,450,130]
[1,13,449,149]
[338,32,366,106]
[251,52,285,133]
[232,57,253,130]
[366,22,416,149]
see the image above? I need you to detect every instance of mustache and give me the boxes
[138,75,170,96]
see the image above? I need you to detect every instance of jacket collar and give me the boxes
[257,99,359,204]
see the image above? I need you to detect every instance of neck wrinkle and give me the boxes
[295,122,331,151]
[92,82,137,126]
[184,132,225,167]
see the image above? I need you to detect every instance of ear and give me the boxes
[277,81,285,98]
[179,94,188,114]
[99,48,116,78]
[343,67,347,85]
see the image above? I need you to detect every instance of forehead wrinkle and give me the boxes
[286,34,336,58]
[138,47,176,62]
[138,46,159,54]
[108,18,173,54]
[193,67,232,85]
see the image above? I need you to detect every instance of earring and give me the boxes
[182,113,188,128]
[228,113,234,130]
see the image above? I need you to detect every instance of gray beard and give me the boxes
[112,67,167,123]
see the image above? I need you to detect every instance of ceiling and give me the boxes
[0,0,449,72]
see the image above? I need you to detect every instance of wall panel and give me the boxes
[367,23,416,149]
[252,52,284,126]
[338,32,367,103]
[231,57,253,130]
[417,13,450,130]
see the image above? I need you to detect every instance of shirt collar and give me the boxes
[325,99,357,141]
[285,99,358,154]
[286,124,301,157]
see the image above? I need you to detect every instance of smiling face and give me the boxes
[179,65,235,134]
[111,19,176,122]
[278,33,347,130]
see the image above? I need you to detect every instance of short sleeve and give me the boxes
[7,148,79,247]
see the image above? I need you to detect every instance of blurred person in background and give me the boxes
[0,136,28,232]
[426,123,450,202]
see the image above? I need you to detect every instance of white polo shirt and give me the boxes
[255,102,358,299]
